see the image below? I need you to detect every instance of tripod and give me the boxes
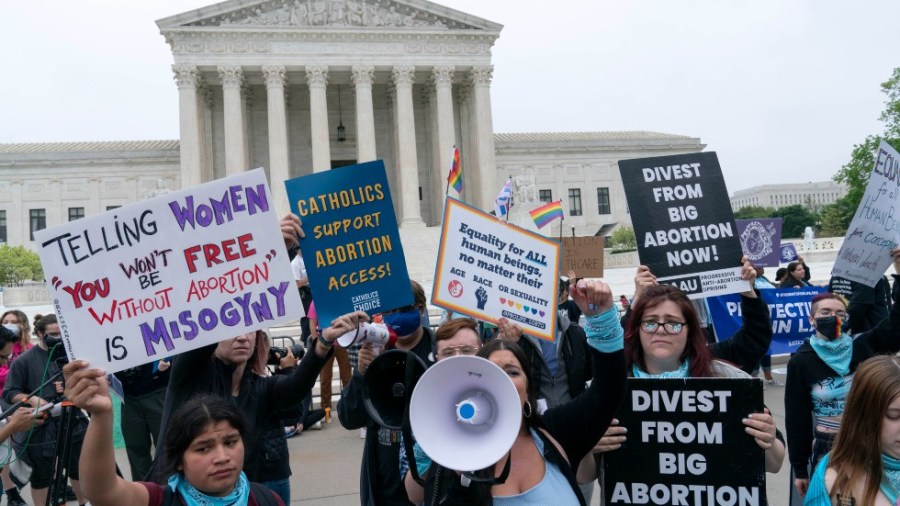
[46,397,77,506]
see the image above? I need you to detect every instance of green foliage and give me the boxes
[770,205,818,239]
[610,225,636,250]
[0,245,43,286]
[834,68,900,212]
[818,197,856,237]
[733,206,776,220]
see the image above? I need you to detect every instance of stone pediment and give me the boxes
[157,0,501,32]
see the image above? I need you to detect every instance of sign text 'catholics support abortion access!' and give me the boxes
[432,198,560,341]
[832,141,900,287]
[34,169,302,374]
[284,160,412,325]
[618,152,747,298]
[603,378,766,506]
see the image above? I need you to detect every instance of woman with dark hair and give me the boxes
[786,249,900,499]
[804,355,900,505]
[155,311,361,503]
[421,278,626,505]
[779,260,811,288]
[586,258,784,478]
[63,363,284,506]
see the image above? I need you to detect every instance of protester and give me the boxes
[780,259,811,288]
[0,310,33,390]
[786,248,900,498]
[63,364,285,506]
[308,301,352,424]
[586,270,785,481]
[0,322,26,506]
[803,355,900,505]
[557,277,582,324]
[113,360,170,481]
[337,280,437,506]
[409,278,625,505]
[2,314,88,506]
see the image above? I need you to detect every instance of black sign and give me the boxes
[602,378,766,506]
[619,153,746,297]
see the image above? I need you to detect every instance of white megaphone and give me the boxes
[336,315,397,350]
[410,355,521,472]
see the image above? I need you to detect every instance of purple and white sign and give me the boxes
[780,242,798,263]
[736,218,782,267]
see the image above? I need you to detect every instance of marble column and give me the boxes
[470,66,497,212]
[455,82,475,205]
[352,66,377,163]
[433,66,456,216]
[173,65,203,190]
[218,66,248,176]
[306,65,331,172]
[262,65,291,216]
[392,66,424,227]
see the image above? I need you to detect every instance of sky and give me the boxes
[1,0,898,194]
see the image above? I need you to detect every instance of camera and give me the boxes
[268,343,305,365]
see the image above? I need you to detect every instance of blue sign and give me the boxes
[707,287,827,355]
[284,161,413,324]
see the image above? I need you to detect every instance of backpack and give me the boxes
[161,482,279,506]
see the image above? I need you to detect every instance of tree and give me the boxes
[0,245,43,286]
[771,205,818,239]
[733,206,776,220]
[834,67,900,215]
[610,225,636,251]
[819,198,856,237]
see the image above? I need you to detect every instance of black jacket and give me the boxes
[785,274,900,479]
[154,342,330,482]
[424,345,626,505]
[519,322,592,403]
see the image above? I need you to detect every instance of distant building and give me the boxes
[730,181,847,212]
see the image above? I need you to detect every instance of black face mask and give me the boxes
[814,316,848,340]
[43,333,62,350]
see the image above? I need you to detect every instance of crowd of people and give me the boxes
[0,212,897,506]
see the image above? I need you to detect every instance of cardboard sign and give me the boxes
[780,242,798,263]
[618,153,747,298]
[432,198,560,341]
[284,160,412,325]
[602,378,766,506]
[736,219,782,268]
[707,287,827,355]
[832,141,900,286]
[561,236,604,277]
[34,169,302,374]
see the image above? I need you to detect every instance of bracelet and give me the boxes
[317,335,334,350]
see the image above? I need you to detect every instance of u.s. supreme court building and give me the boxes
[0,0,704,267]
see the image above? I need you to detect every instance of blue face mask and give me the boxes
[382,308,422,337]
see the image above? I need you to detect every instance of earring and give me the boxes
[523,400,533,418]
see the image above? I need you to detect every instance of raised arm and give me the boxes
[709,257,772,373]
[64,361,149,506]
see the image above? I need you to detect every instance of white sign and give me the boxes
[832,141,900,286]
[432,198,560,341]
[34,169,302,373]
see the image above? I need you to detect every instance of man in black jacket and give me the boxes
[337,280,435,506]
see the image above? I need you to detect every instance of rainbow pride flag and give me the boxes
[447,147,462,194]
[529,200,564,229]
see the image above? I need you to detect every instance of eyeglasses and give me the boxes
[640,320,686,334]
[815,309,849,320]
[437,345,479,359]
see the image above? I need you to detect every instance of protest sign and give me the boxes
[561,236,604,277]
[707,287,826,355]
[618,152,747,298]
[736,218,782,268]
[284,160,412,325]
[602,378,766,506]
[34,169,301,374]
[832,141,900,286]
[433,197,560,341]
[780,242,798,263]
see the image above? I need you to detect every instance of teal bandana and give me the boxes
[167,471,250,506]
[880,453,900,504]
[633,357,690,379]
[809,333,853,376]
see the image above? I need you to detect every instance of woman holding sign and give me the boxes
[804,355,900,505]
[419,278,626,505]
[585,257,785,478]
[786,248,900,499]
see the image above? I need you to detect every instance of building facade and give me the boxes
[730,181,847,212]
